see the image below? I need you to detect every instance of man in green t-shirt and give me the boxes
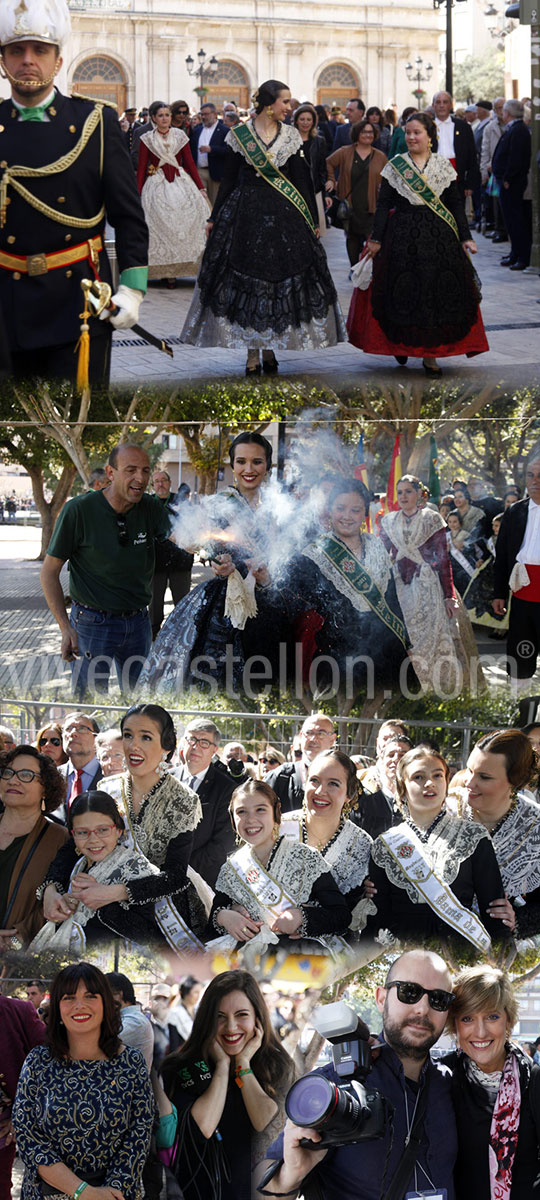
[41,442,172,697]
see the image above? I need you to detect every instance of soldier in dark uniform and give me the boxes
[0,0,148,386]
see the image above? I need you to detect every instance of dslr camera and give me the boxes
[284,1001,391,1150]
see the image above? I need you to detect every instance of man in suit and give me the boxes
[60,711,103,807]
[265,713,337,813]
[189,102,229,205]
[433,90,479,202]
[332,97,366,151]
[492,99,532,270]
[0,0,148,385]
[493,456,540,685]
[176,718,241,888]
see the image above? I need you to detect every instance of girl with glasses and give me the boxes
[0,744,68,950]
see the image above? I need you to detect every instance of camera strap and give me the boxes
[381,1071,431,1200]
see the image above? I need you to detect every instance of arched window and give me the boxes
[316,63,361,110]
[72,55,127,113]
[204,60,250,111]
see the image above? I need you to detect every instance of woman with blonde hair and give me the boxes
[445,963,540,1198]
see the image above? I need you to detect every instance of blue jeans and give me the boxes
[70,602,152,699]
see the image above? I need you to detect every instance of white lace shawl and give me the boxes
[284,809,372,893]
[140,126,189,170]
[371,813,490,905]
[98,771,202,865]
[462,794,540,896]
[381,507,447,566]
[215,837,331,920]
[302,534,392,614]
[226,121,303,168]
[381,152,457,204]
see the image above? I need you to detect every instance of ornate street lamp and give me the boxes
[405,55,433,106]
[185,49,219,100]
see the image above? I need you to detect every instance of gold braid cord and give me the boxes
[0,105,106,229]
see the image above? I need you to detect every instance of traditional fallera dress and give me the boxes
[12,1045,154,1200]
[380,506,480,694]
[137,126,210,278]
[140,486,287,693]
[280,809,374,932]
[346,152,489,359]
[459,793,540,943]
[462,535,510,631]
[181,121,347,349]
[365,811,510,951]
[208,836,351,959]
[285,531,411,694]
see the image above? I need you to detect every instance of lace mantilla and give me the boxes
[371,813,489,904]
[226,121,303,169]
[285,809,372,893]
[215,836,331,919]
[140,126,189,166]
[302,534,392,614]
[381,152,457,204]
[382,507,447,561]
[488,794,540,896]
[98,772,202,865]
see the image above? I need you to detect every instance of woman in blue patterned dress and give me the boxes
[12,962,154,1200]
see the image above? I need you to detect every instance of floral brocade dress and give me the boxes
[347,153,489,358]
[181,122,347,349]
[137,127,210,278]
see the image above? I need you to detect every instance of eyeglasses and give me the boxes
[302,728,334,739]
[185,734,215,750]
[39,736,61,747]
[1,767,42,783]
[259,756,280,766]
[71,825,117,839]
[385,981,455,1012]
[117,516,129,547]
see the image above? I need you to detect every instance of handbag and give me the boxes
[329,191,353,229]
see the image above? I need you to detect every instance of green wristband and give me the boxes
[73,1183,89,1200]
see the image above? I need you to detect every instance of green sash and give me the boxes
[231,123,317,235]
[319,535,408,647]
[390,154,459,240]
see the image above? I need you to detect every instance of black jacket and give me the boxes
[437,116,480,194]
[264,762,305,814]
[493,497,530,599]
[444,1047,540,1199]
[189,120,229,181]
[492,119,531,188]
[0,90,148,353]
[189,759,242,888]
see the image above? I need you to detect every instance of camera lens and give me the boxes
[286,1076,337,1127]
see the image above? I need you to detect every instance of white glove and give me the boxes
[99,283,144,329]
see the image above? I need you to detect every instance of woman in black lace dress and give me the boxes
[181,79,346,375]
[347,111,488,377]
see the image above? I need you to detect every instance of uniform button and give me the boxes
[13,272,21,280]
[7,235,15,244]
[57,196,66,203]
[69,124,76,133]
[0,126,4,133]
[0,161,7,168]
[65,234,72,242]
[49,106,57,116]
[65,269,72,277]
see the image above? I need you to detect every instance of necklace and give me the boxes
[302,812,344,853]
[125,774,164,824]
[475,793,518,837]
[406,808,446,844]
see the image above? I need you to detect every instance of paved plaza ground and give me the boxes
[109,224,540,391]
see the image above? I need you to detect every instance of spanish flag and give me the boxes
[354,433,372,531]
[386,434,402,512]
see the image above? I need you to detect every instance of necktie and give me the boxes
[18,102,53,122]
[69,769,84,805]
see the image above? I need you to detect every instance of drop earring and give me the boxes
[156,755,169,776]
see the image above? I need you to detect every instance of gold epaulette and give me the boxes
[71,92,118,111]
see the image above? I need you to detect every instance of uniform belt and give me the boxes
[74,601,149,619]
[0,235,102,276]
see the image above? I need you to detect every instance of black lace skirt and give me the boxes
[181,173,347,348]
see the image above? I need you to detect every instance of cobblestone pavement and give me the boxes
[1,526,538,702]
[109,225,540,391]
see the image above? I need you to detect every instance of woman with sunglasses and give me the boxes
[35,723,68,766]
[41,704,208,957]
[12,962,154,1200]
[364,746,514,953]
[0,744,68,950]
[444,964,540,1199]
[29,791,181,957]
[258,748,286,779]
